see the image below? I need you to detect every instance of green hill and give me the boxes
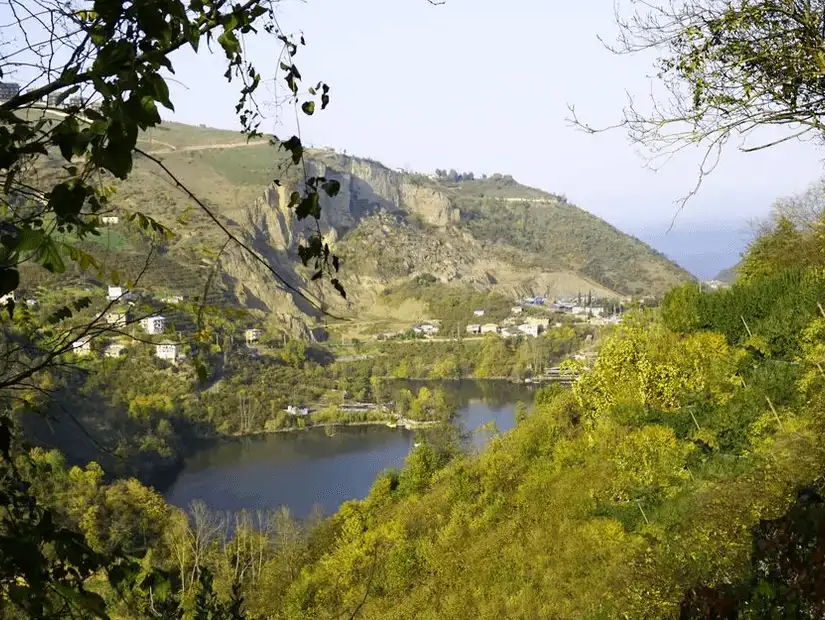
[40,120,694,332]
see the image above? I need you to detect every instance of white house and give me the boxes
[287,405,309,416]
[511,306,523,314]
[104,343,126,358]
[140,315,166,334]
[480,323,499,335]
[466,324,482,335]
[473,309,485,317]
[413,323,439,336]
[72,336,92,357]
[526,317,550,329]
[105,311,128,327]
[518,323,541,337]
[589,307,606,317]
[162,295,184,305]
[571,306,587,315]
[101,215,119,225]
[501,326,522,339]
[107,286,126,301]
[244,328,262,345]
[155,341,179,362]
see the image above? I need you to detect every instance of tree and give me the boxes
[570,0,825,201]
[280,339,307,369]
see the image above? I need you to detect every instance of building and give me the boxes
[501,326,522,339]
[162,295,183,305]
[244,328,262,345]
[473,309,485,317]
[101,215,119,225]
[25,298,37,308]
[155,341,179,362]
[526,317,550,329]
[413,323,439,336]
[286,405,310,416]
[107,285,126,301]
[104,343,126,358]
[480,323,499,335]
[466,324,482,335]
[0,82,20,102]
[589,307,606,317]
[518,323,541,337]
[511,306,523,314]
[140,315,166,335]
[73,337,92,357]
[105,311,128,327]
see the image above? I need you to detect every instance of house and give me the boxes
[501,326,523,339]
[589,307,606,317]
[155,341,179,362]
[140,315,166,335]
[72,336,92,357]
[25,298,37,308]
[162,295,184,305]
[0,82,20,102]
[480,323,499,334]
[526,317,550,329]
[413,323,439,336]
[101,215,119,225]
[511,306,523,314]
[104,343,126,358]
[466,324,482,335]
[518,323,541,337]
[105,311,128,327]
[286,405,310,416]
[244,328,262,345]
[571,306,587,315]
[107,285,126,301]
[473,309,485,317]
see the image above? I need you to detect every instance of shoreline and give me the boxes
[211,417,442,440]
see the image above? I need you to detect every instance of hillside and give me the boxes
[715,264,739,283]
[65,121,693,333]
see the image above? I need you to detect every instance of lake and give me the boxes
[161,380,534,518]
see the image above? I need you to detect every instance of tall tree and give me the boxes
[570,0,825,201]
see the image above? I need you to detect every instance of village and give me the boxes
[376,293,628,343]
[0,282,265,366]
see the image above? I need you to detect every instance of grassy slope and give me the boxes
[57,121,692,322]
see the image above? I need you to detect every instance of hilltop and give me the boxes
[43,120,694,335]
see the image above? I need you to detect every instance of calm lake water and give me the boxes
[161,380,534,518]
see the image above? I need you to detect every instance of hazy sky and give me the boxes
[163,0,825,237]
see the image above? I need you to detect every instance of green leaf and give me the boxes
[54,584,109,619]
[302,101,315,116]
[296,194,320,220]
[38,238,66,273]
[0,268,19,297]
[146,73,174,110]
[322,179,341,197]
[280,135,303,164]
[49,182,87,219]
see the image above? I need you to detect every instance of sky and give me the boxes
[7,0,822,276]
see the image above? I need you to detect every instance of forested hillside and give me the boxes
[6,180,825,619]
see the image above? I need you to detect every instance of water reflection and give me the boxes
[162,380,534,518]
